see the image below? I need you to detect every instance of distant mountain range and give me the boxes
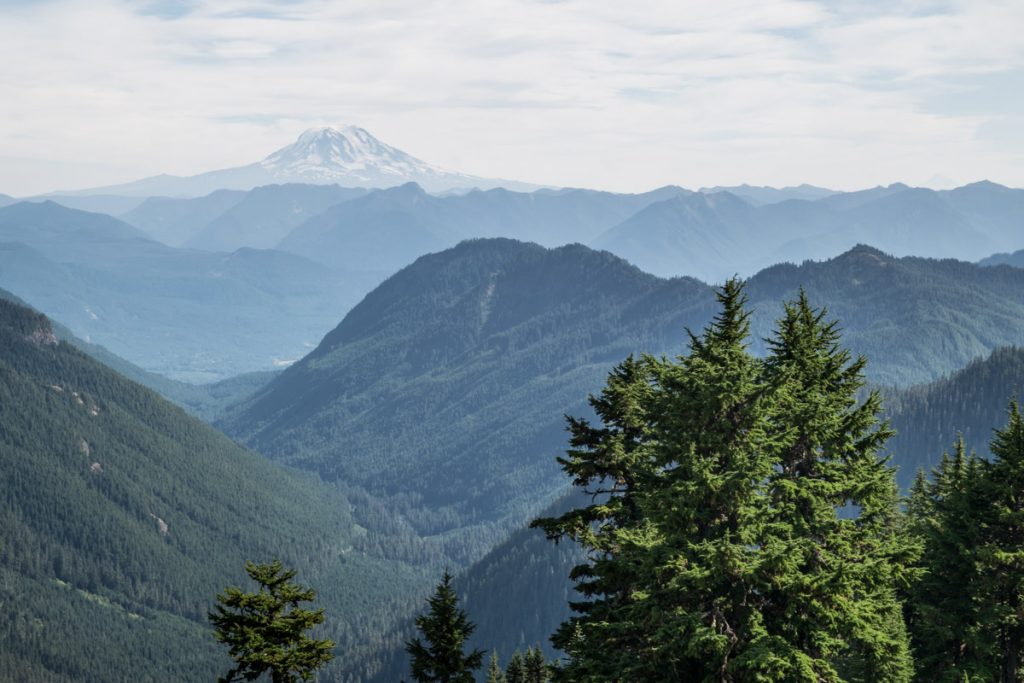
[0,201,385,380]
[593,180,1024,280]
[979,248,1024,268]
[107,178,1024,284]
[697,183,838,205]
[48,125,542,197]
[6,181,1024,382]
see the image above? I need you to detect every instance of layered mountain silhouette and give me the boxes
[0,201,384,380]
[52,125,541,197]
[122,178,1022,283]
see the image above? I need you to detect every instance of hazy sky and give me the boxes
[1,0,1022,196]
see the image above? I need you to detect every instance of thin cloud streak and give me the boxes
[0,0,1021,195]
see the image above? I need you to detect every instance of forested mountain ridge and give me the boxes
[745,244,1024,385]
[220,238,716,561]
[0,296,436,682]
[220,239,1024,568]
[0,286,277,420]
[885,345,1024,478]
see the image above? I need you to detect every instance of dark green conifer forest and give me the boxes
[6,251,1024,682]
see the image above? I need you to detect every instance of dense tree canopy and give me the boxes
[535,281,912,681]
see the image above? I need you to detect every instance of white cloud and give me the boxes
[0,0,1021,195]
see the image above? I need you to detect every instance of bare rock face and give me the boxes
[26,327,58,346]
[149,513,169,536]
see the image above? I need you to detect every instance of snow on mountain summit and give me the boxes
[260,125,453,185]
[52,124,543,197]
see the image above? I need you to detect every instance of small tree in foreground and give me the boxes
[209,560,334,683]
[406,571,484,683]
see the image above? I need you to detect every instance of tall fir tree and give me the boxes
[908,438,994,681]
[536,280,913,682]
[405,571,485,683]
[487,650,505,683]
[505,651,526,683]
[531,353,660,678]
[524,646,550,683]
[984,403,1024,683]
[757,291,913,681]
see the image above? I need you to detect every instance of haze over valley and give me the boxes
[3,1,1024,681]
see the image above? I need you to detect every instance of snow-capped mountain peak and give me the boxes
[260,125,451,185]
[52,124,542,197]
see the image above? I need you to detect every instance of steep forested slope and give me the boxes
[745,246,1024,386]
[221,239,715,559]
[0,286,277,420]
[0,297,432,682]
[885,346,1024,480]
[220,240,1024,567]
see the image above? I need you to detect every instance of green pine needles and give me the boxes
[534,280,913,682]
[209,560,335,683]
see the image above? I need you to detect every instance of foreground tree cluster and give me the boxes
[535,280,1024,682]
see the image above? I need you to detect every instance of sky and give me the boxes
[0,0,1022,196]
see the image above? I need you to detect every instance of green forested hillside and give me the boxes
[746,245,1024,385]
[0,286,277,421]
[0,297,434,682]
[885,346,1024,481]
[219,239,716,560]
[221,240,1024,566]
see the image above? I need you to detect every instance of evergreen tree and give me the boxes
[487,650,505,683]
[208,560,334,683]
[757,291,913,681]
[908,439,994,681]
[531,353,660,678]
[406,571,485,683]
[984,403,1024,682]
[505,651,526,683]
[536,280,913,681]
[525,646,550,683]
